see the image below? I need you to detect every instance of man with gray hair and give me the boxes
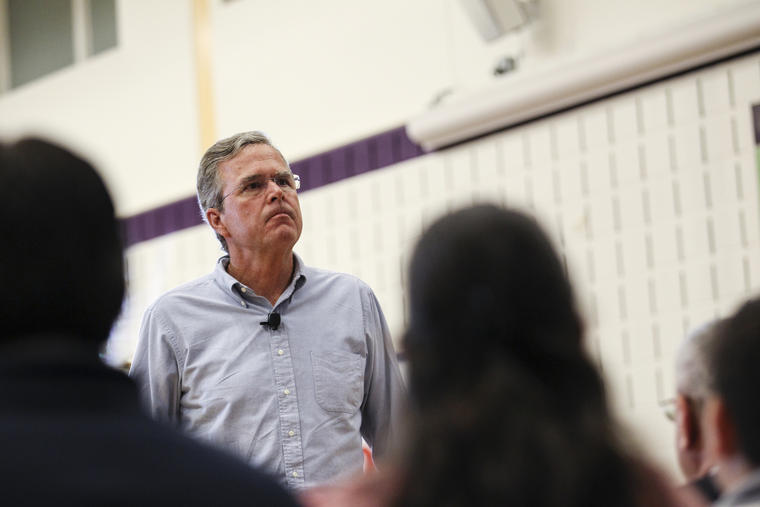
[130,131,406,490]
[673,320,722,502]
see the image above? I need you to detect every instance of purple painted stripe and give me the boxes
[121,125,424,247]
[291,125,423,191]
[121,196,202,248]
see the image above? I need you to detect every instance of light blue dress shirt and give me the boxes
[129,254,406,489]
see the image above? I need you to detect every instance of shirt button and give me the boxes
[239,301,245,307]
[277,349,284,356]
[283,389,290,395]
[240,287,247,293]
[288,430,295,437]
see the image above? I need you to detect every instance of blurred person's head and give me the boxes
[704,297,760,491]
[405,204,586,408]
[0,138,124,345]
[397,204,640,507]
[673,320,721,480]
[196,131,291,253]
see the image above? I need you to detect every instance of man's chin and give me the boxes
[267,225,300,245]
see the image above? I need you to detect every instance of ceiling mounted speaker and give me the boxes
[459,0,532,42]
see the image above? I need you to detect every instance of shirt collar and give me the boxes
[716,468,760,506]
[213,253,307,305]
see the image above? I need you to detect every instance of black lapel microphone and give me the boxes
[260,312,281,330]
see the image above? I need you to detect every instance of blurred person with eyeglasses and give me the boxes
[130,131,406,490]
[668,320,723,502]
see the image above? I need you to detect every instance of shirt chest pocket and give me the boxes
[311,351,364,414]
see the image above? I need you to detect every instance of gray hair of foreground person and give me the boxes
[196,131,290,252]
[676,321,721,402]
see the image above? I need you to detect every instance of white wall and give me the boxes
[211,0,755,159]
[211,0,451,160]
[0,0,200,215]
[1,0,752,214]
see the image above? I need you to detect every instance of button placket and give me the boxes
[270,330,305,487]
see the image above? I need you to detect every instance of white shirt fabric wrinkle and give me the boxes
[129,254,406,490]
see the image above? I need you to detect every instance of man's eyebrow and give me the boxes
[236,171,291,186]
[237,174,264,186]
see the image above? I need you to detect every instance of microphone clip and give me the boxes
[260,312,281,330]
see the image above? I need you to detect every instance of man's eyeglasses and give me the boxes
[659,397,677,422]
[220,172,300,203]
[659,395,704,423]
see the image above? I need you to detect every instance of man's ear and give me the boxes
[206,208,229,238]
[676,394,696,450]
[714,398,738,457]
[704,396,738,462]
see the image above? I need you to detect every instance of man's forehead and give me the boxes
[231,143,286,164]
[220,144,288,178]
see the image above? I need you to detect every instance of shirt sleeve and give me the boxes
[129,304,182,425]
[359,286,407,462]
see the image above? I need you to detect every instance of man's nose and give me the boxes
[266,179,284,201]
